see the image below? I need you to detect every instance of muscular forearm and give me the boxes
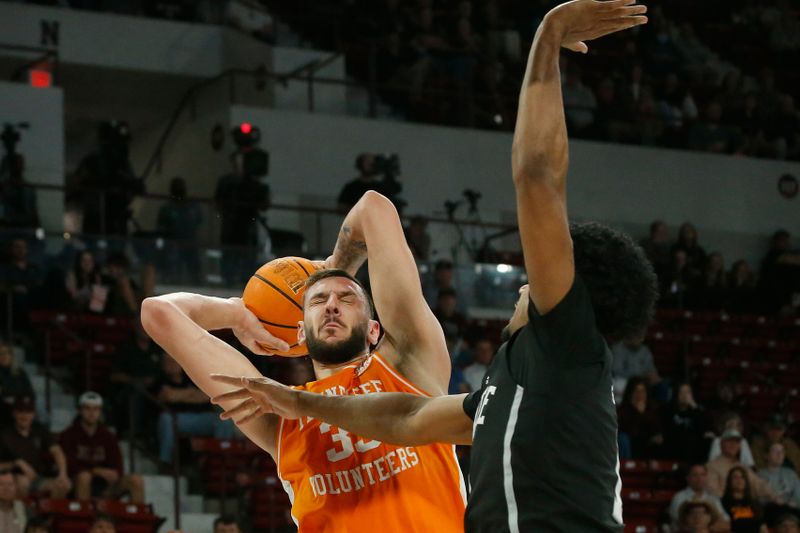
[296,391,472,446]
[512,17,568,185]
[331,191,395,275]
[299,391,430,446]
[147,293,242,332]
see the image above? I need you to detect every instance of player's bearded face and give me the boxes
[306,318,369,364]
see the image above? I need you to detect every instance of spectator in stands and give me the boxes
[662,382,711,463]
[772,513,800,533]
[688,101,741,154]
[677,500,721,533]
[155,355,234,464]
[752,415,800,473]
[611,338,663,399]
[673,223,708,281]
[337,154,402,213]
[462,338,494,392]
[765,95,800,161]
[698,252,728,310]
[104,252,139,316]
[759,230,800,314]
[64,250,108,313]
[156,177,203,284]
[215,150,271,284]
[0,341,34,421]
[707,429,779,502]
[591,77,631,142]
[561,67,597,135]
[110,317,162,430]
[617,377,664,458]
[424,259,457,308]
[214,515,242,533]
[0,395,71,498]
[710,413,756,467]
[59,392,144,503]
[0,238,43,331]
[727,260,759,314]
[670,464,731,532]
[759,443,800,508]
[0,470,26,533]
[0,152,39,229]
[432,288,466,343]
[69,121,141,236]
[722,466,767,533]
[661,248,692,307]
[404,216,431,261]
[639,220,673,281]
[88,514,115,533]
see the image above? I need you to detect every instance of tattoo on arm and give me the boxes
[334,226,368,273]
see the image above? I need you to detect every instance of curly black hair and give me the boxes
[570,222,658,343]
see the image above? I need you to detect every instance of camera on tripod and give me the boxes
[232,122,269,178]
[2,123,29,157]
[463,189,482,212]
[373,153,401,179]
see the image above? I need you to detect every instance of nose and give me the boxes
[323,293,341,315]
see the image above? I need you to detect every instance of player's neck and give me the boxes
[311,352,370,379]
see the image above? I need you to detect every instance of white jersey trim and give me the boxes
[503,386,524,533]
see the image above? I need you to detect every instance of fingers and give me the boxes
[219,398,259,420]
[601,0,638,8]
[210,374,251,386]
[210,387,253,404]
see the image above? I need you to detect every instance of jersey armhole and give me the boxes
[372,351,432,397]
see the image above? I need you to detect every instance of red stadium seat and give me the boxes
[36,498,95,533]
[95,500,164,533]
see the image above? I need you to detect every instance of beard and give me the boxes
[500,325,512,343]
[306,322,369,365]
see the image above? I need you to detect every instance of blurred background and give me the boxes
[0,0,798,532]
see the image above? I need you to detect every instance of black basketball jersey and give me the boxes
[463,276,623,533]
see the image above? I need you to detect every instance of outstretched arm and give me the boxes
[141,294,289,456]
[210,375,473,446]
[330,191,450,396]
[512,0,647,314]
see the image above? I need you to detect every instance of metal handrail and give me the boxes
[37,316,182,528]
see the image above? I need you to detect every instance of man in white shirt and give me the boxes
[462,338,495,392]
[669,463,730,532]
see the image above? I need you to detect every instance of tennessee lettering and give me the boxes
[308,447,420,497]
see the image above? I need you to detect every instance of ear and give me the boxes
[297,321,306,345]
[366,319,381,346]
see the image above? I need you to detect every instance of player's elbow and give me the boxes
[511,143,567,185]
[141,297,173,339]
[358,190,396,217]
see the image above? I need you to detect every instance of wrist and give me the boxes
[540,13,567,44]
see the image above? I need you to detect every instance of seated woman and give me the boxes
[64,250,108,313]
[618,377,665,458]
[721,466,767,533]
[0,340,34,425]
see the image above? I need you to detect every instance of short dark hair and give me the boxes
[570,222,658,342]
[214,514,240,528]
[303,269,376,319]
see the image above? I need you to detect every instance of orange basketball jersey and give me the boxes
[277,352,466,532]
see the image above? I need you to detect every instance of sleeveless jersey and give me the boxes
[277,352,466,532]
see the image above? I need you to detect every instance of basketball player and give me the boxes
[140,191,465,532]
[210,1,654,531]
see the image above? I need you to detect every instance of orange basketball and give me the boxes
[242,256,320,357]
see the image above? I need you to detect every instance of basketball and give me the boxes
[241,256,320,357]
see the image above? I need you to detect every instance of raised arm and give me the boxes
[512,0,647,314]
[330,191,450,395]
[141,293,289,456]
[211,375,473,446]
